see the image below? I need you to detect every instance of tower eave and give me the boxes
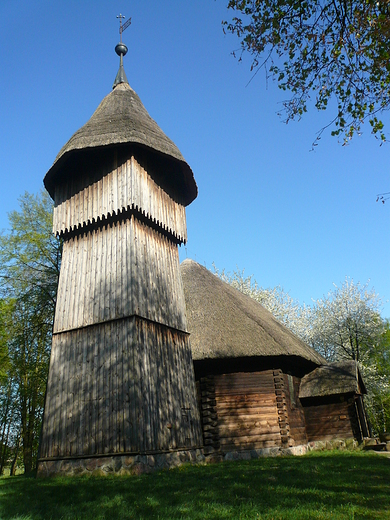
[44,84,197,206]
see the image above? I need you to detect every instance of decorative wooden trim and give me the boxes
[52,313,190,337]
[53,157,187,243]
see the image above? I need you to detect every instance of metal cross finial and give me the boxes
[117,14,125,42]
[117,13,131,43]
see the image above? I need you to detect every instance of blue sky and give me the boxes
[1,1,389,317]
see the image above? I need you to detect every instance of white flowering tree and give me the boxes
[306,279,390,432]
[306,279,384,363]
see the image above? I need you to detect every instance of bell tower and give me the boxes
[38,20,202,475]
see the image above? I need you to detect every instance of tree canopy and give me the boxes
[224,0,390,143]
[305,278,384,363]
[0,191,61,474]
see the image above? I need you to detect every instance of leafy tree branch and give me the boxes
[224,0,390,143]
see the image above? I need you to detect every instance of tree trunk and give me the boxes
[23,443,32,474]
[0,384,13,475]
[10,434,20,476]
[0,420,11,475]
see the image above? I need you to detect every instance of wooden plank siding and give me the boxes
[53,156,187,243]
[53,215,187,333]
[40,317,202,459]
[39,149,203,465]
[302,399,356,442]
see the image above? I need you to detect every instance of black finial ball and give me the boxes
[115,43,128,56]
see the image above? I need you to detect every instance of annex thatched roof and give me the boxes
[44,82,197,205]
[181,259,325,366]
[299,360,366,398]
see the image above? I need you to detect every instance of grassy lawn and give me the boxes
[0,451,389,519]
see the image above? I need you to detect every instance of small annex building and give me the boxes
[180,259,370,454]
[299,360,370,442]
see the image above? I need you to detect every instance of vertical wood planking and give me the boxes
[128,317,137,452]
[41,318,202,459]
[52,156,188,243]
[54,224,187,332]
[43,141,202,464]
[96,323,103,454]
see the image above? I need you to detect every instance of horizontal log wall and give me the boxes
[199,377,219,451]
[303,400,355,442]
[200,371,282,452]
[273,370,290,446]
[54,215,187,333]
[283,374,307,446]
[40,316,202,460]
[53,156,187,242]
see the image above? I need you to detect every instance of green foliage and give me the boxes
[306,280,390,433]
[224,1,390,142]
[0,191,61,474]
[1,452,390,519]
[0,190,60,310]
[365,320,390,432]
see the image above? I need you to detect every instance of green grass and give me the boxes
[0,451,389,519]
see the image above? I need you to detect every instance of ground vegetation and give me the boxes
[0,451,389,519]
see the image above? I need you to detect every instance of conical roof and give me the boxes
[181,259,325,366]
[44,82,197,205]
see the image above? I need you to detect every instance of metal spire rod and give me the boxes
[114,14,131,88]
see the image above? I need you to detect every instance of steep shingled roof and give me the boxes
[181,259,325,366]
[44,83,197,205]
[299,360,367,398]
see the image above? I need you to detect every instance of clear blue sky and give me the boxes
[1,1,389,317]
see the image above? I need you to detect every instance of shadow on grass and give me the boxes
[0,452,389,519]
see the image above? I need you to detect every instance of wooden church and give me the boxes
[37,31,203,476]
[181,260,370,454]
[38,28,370,476]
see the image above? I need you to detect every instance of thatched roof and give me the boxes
[181,259,325,366]
[299,360,366,398]
[44,82,197,205]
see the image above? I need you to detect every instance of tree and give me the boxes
[0,300,16,475]
[224,1,390,142]
[0,369,19,475]
[361,320,390,433]
[0,191,61,473]
[305,278,384,363]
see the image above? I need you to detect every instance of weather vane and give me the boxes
[113,14,131,88]
[117,13,132,43]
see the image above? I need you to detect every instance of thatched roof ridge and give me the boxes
[181,259,325,365]
[44,83,197,205]
[299,360,366,398]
